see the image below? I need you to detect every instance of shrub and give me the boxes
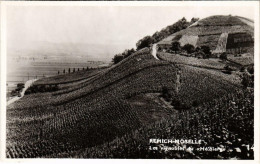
[200,46,211,59]
[112,55,124,64]
[171,41,181,52]
[136,36,154,50]
[222,65,232,74]
[220,52,227,60]
[17,83,25,88]
[247,65,254,74]
[112,49,136,65]
[240,66,246,72]
[241,73,254,88]
[182,44,195,54]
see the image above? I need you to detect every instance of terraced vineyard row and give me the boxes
[7,47,245,159]
[53,60,168,96]
[53,48,156,95]
[8,50,165,109]
[8,48,154,109]
[157,52,226,70]
[57,89,253,159]
[7,64,176,121]
[8,61,239,121]
[7,98,141,158]
[177,65,240,106]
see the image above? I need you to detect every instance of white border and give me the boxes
[0,1,7,161]
[254,1,260,164]
[0,1,259,164]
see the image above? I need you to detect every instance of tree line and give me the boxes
[112,17,199,64]
[57,67,93,75]
[169,42,212,59]
[136,17,199,51]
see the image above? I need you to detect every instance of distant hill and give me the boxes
[7,41,129,62]
[158,15,254,55]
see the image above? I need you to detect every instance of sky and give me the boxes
[6,4,256,60]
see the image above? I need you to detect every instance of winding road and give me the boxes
[7,79,38,106]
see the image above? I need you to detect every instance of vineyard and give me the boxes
[227,55,254,66]
[6,46,253,159]
[9,48,160,109]
[157,52,243,86]
[157,52,226,70]
[53,89,253,159]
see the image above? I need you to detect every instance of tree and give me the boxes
[136,36,154,50]
[222,65,232,74]
[63,69,65,74]
[125,48,135,58]
[58,71,60,75]
[195,46,201,52]
[194,47,204,58]
[200,46,211,59]
[112,54,124,64]
[247,65,254,74]
[241,73,254,88]
[171,41,181,52]
[73,68,75,73]
[190,17,200,25]
[112,48,136,65]
[68,68,71,73]
[152,31,161,43]
[240,66,246,72]
[168,17,188,34]
[220,52,227,60]
[150,17,199,45]
[182,44,195,54]
[201,46,211,55]
[122,48,135,58]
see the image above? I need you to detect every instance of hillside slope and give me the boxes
[7,48,241,158]
[158,15,254,54]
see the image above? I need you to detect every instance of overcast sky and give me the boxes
[6,4,255,58]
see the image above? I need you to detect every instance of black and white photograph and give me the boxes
[0,1,259,161]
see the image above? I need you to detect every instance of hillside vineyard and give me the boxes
[158,16,254,55]
[6,15,254,159]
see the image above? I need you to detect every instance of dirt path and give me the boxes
[176,70,181,94]
[7,79,38,106]
[152,44,159,60]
